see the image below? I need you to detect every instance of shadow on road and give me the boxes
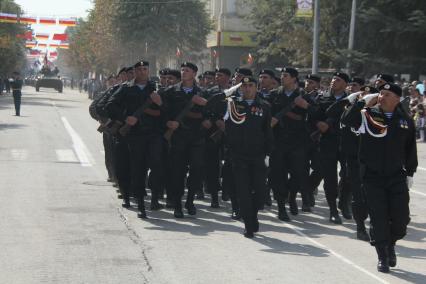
[391,268,426,284]
[0,123,27,130]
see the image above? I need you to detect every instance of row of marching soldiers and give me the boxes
[89,60,417,273]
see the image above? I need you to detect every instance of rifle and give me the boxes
[164,100,194,145]
[99,119,123,135]
[118,84,157,137]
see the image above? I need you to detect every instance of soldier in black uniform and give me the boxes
[341,82,417,273]
[159,68,170,88]
[201,68,231,208]
[10,72,23,116]
[162,62,208,218]
[165,69,181,86]
[106,61,163,219]
[224,76,273,238]
[307,72,350,224]
[269,67,314,221]
[348,77,365,94]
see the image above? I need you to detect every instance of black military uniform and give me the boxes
[341,82,417,273]
[10,72,23,116]
[309,72,350,224]
[224,76,273,238]
[269,67,314,221]
[162,62,207,218]
[106,61,160,218]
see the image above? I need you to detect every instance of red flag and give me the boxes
[39,17,56,25]
[247,53,254,64]
[58,18,77,26]
[176,47,182,58]
[52,33,68,41]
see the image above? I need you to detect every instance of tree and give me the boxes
[0,0,27,76]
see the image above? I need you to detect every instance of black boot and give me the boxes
[375,245,390,273]
[289,198,298,215]
[150,197,164,211]
[278,200,290,222]
[185,202,197,216]
[174,202,184,218]
[210,193,220,208]
[329,210,342,224]
[121,198,130,208]
[356,223,370,241]
[340,197,353,220]
[231,209,241,220]
[388,243,397,267]
[264,191,272,207]
[137,201,147,219]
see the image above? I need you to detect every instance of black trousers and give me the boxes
[270,144,309,206]
[169,130,205,207]
[204,138,222,199]
[363,172,410,246]
[103,133,116,181]
[318,148,339,213]
[342,155,368,227]
[232,155,266,232]
[222,154,239,212]
[307,143,323,193]
[113,136,131,200]
[13,91,21,115]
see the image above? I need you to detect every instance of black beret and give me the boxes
[197,74,203,80]
[241,76,257,84]
[235,67,253,76]
[259,69,276,78]
[133,60,149,68]
[216,68,231,77]
[376,74,394,83]
[118,67,127,74]
[181,62,198,72]
[159,68,170,76]
[203,71,216,77]
[379,82,402,97]
[360,86,378,93]
[168,69,181,79]
[350,77,365,85]
[333,72,350,83]
[281,67,299,78]
[306,74,321,83]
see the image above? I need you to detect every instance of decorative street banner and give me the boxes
[25,41,37,48]
[296,0,313,18]
[35,33,50,40]
[0,12,77,26]
[52,33,68,41]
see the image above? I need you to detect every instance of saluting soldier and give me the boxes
[224,76,273,238]
[341,82,417,273]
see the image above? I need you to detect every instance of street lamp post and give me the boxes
[312,0,320,74]
[346,0,357,74]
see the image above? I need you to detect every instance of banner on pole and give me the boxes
[296,0,313,18]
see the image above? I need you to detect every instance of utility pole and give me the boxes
[346,0,357,74]
[312,0,320,74]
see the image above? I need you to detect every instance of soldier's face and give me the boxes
[281,72,295,87]
[204,75,215,86]
[305,79,319,92]
[215,72,229,87]
[135,66,149,81]
[378,90,400,112]
[331,76,347,93]
[375,79,386,88]
[241,82,257,98]
[181,67,196,82]
[159,75,167,86]
[166,75,180,86]
[348,82,361,94]
[259,74,273,89]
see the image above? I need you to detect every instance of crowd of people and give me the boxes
[89,61,418,273]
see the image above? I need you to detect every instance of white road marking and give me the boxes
[61,117,94,167]
[55,149,78,163]
[10,149,28,161]
[264,211,389,284]
[411,190,426,197]
[418,166,426,171]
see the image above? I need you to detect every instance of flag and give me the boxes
[17,31,33,40]
[25,41,37,48]
[247,53,254,64]
[176,47,182,58]
[29,50,41,56]
[58,18,77,26]
[39,17,56,25]
[35,33,49,40]
[19,16,37,25]
[0,12,17,23]
[52,33,68,41]
[58,43,69,49]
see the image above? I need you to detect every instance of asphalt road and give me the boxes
[0,87,425,284]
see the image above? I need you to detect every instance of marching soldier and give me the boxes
[162,62,208,218]
[348,77,365,94]
[224,76,273,238]
[341,82,417,273]
[269,67,314,221]
[106,61,163,219]
[307,72,350,224]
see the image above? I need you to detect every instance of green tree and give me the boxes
[0,0,27,76]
